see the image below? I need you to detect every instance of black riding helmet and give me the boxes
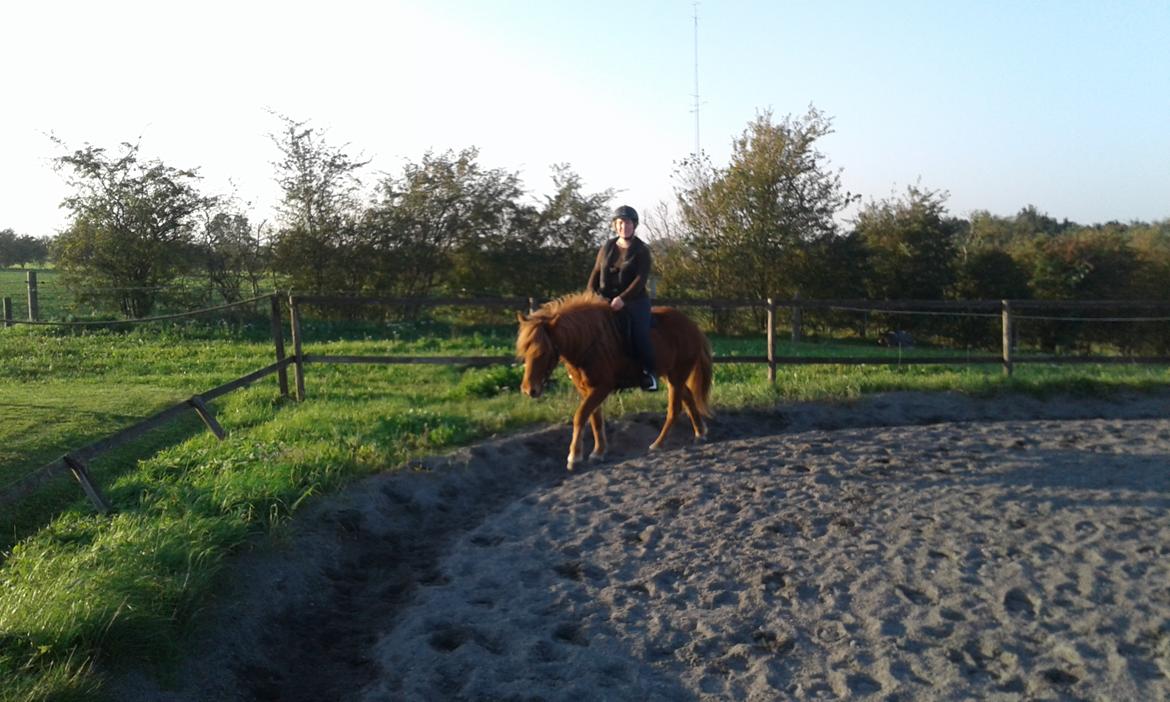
[613,205,639,226]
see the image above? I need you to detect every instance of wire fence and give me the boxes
[0,268,280,322]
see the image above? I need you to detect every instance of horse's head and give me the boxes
[516,312,559,398]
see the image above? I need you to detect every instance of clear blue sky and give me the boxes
[2,0,1167,238]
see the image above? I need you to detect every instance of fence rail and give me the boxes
[0,294,291,514]
[285,294,1170,395]
[6,291,1170,514]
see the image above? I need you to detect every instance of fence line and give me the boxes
[2,293,274,327]
[0,294,291,513]
[7,292,1170,513]
[285,294,1170,398]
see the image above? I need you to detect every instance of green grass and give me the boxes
[3,319,1170,701]
[0,267,280,322]
[0,269,65,321]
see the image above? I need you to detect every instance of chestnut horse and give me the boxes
[516,291,713,469]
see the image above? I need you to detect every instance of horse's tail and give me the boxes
[688,332,714,418]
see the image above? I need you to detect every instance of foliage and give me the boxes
[268,114,370,295]
[367,147,525,298]
[0,230,49,268]
[671,107,856,330]
[855,185,961,301]
[196,209,268,302]
[952,249,1031,301]
[525,164,615,297]
[51,141,216,317]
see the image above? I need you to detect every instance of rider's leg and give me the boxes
[626,297,657,391]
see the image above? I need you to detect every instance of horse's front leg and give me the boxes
[649,380,682,451]
[568,390,609,470]
[589,406,607,461]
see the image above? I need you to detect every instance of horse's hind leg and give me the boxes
[678,384,707,441]
[589,407,607,461]
[649,381,682,451]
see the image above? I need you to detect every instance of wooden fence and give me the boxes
[6,292,1170,513]
[286,294,1170,397]
[0,294,291,514]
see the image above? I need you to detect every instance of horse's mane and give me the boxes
[516,291,622,363]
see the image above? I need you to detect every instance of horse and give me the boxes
[516,291,713,470]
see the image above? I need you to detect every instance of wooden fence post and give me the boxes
[188,396,226,440]
[62,455,111,514]
[289,293,306,401]
[2,297,11,328]
[1001,300,1014,377]
[766,298,776,385]
[26,271,38,322]
[791,293,803,343]
[270,294,289,398]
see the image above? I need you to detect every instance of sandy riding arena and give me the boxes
[114,392,1170,701]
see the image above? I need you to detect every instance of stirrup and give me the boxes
[641,372,658,392]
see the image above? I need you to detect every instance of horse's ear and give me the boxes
[516,312,527,324]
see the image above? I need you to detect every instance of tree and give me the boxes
[52,141,214,317]
[1013,226,1138,351]
[197,208,264,302]
[952,249,1031,300]
[0,229,18,267]
[1020,226,1135,301]
[855,186,961,301]
[366,148,525,299]
[269,114,369,294]
[673,107,856,322]
[524,165,614,297]
[0,230,50,268]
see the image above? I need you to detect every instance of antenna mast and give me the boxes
[691,3,701,156]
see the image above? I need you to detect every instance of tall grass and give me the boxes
[2,319,1169,701]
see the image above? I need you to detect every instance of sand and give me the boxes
[111,391,1170,701]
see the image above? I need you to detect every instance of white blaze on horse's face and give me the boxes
[521,347,557,398]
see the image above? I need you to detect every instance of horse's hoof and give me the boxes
[693,434,708,444]
[648,442,662,452]
[589,451,606,462]
[566,456,583,471]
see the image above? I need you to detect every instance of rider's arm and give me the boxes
[586,244,606,294]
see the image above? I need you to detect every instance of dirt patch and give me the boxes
[110,391,1170,701]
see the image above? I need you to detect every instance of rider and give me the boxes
[587,205,657,391]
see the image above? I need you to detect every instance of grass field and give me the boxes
[0,268,280,321]
[3,314,1170,701]
[0,268,62,321]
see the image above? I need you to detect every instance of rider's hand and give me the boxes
[610,296,625,311]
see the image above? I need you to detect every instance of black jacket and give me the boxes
[586,237,651,301]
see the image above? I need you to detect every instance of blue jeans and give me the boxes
[623,296,655,376]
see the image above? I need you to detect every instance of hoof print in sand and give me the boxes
[469,533,504,547]
[553,622,589,647]
[428,625,471,652]
[896,584,933,606]
[1003,587,1037,618]
[752,629,796,656]
[1042,667,1080,687]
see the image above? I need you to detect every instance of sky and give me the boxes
[2,0,1168,238]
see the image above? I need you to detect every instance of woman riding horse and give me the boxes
[587,205,657,392]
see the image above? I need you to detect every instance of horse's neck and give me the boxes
[549,309,614,366]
